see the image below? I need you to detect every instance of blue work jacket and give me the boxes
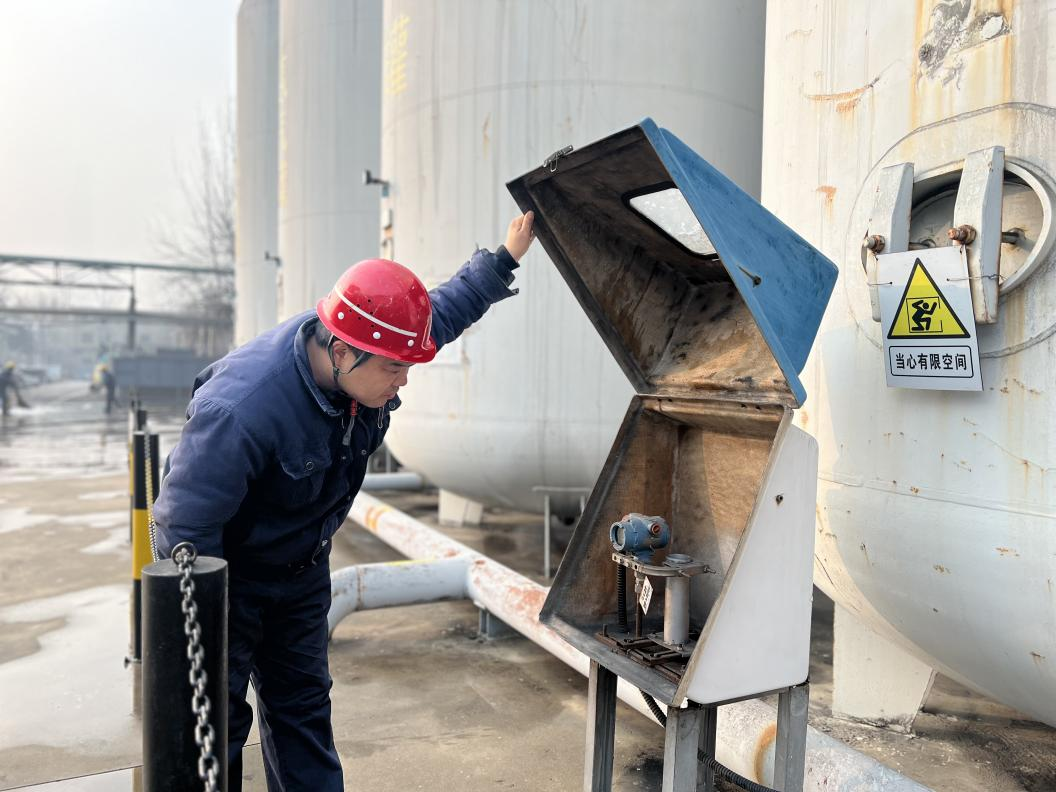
[153,248,519,569]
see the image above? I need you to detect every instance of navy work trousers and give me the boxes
[227,561,343,792]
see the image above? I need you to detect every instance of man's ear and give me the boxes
[330,339,352,364]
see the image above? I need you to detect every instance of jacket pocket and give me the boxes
[270,445,331,511]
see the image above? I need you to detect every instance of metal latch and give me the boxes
[543,145,573,173]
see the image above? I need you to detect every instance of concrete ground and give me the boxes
[1,384,1054,791]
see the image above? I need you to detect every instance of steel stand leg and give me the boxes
[696,704,718,792]
[774,682,809,792]
[583,660,618,792]
[543,493,552,578]
[662,703,704,792]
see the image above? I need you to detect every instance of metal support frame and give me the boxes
[533,485,591,578]
[544,494,552,578]
[775,682,810,792]
[662,703,707,792]
[0,253,233,348]
[477,607,517,640]
[697,704,718,791]
[584,660,618,791]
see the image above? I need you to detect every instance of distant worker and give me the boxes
[1,361,29,416]
[154,212,536,791]
[99,364,116,414]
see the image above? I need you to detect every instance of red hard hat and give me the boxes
[316,259,437,363]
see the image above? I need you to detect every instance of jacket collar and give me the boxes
[293,317,342,417]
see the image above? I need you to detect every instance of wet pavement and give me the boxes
[1,383,1054,791]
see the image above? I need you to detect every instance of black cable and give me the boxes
[617,565,628,632]
[639,690,782,792]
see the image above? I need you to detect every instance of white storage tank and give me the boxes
[235,0,279,344]
[380,0,768,516]
[277,0,383,319]
[763,2,1056,726]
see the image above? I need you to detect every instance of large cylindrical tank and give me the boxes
[763,2,1056,724]
[235,0,280,345]
[278,0,382,320]
[381,0,767,515]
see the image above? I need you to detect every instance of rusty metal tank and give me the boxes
[763,1,1056,725]
[379,0,767,516]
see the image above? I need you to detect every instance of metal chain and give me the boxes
[174,542,220,792]
[144,433,159,563]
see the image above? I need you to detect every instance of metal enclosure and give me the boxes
[764,1,1056,726]
[510,120,837,706]
[277,0,382,320]
[379,0,767,517]
[235,0,279,345]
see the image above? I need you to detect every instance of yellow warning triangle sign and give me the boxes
[887,258,970,339]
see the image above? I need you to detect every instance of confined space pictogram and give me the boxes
[886,258,970,339]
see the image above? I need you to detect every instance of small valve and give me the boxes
[610,514,670,562]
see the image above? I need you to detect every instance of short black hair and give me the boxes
[313,322,371,366]
[313,322,333,349]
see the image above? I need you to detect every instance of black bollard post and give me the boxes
[127,402,147,543]
[142,551,228,792]
[128,431,159,663]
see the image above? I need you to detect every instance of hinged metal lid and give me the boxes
[507,119,837,407]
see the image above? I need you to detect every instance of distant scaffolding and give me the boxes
[0,252,234,356]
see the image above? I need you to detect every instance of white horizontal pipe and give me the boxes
[360,472,424,491]
[338,493,930,792]
[328,557,468,636]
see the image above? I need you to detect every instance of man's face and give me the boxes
[332,342,412,408]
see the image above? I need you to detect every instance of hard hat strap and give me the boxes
[326,335,372,388]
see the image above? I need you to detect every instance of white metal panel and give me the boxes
[679,422,817,706]
[278,0,382,320]
[763,1,1056,725]
[235,0,279,344]
[380,0,767,515]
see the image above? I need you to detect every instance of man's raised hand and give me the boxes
[504,211,535,262]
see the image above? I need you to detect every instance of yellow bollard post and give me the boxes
[129,430,159,664]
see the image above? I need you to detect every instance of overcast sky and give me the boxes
[0,0,239,263]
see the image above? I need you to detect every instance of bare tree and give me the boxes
[153,103,236,356]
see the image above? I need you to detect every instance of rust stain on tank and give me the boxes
[815,185,837,206]
[1031,651,1046,666]
[933,564,950,574]
[804,76,880,111]
[753,722,777,784]
[1011,378,1041,396]
[995,546,1020,557]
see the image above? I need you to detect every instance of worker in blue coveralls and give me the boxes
[153,211,536,791]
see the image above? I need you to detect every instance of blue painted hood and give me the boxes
[507,118,837,407]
